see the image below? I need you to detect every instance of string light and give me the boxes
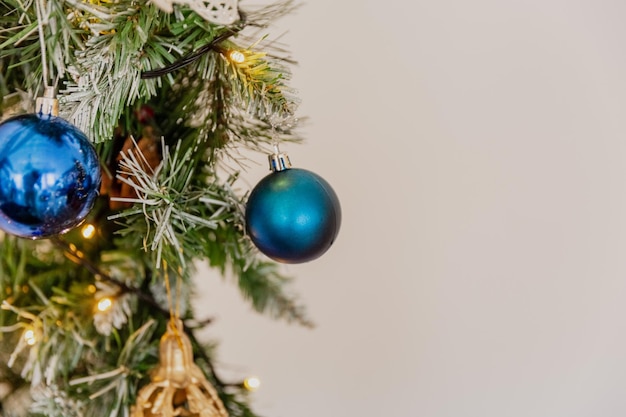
[97,297,113,312]
[228,50,245,64]
[23,329,37,346]
[243,376,261,391]
[81,223,96,239]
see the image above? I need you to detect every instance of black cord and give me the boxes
[50,236,170,317]
[140,12,247,79]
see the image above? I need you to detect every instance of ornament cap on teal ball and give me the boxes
[0,113,101,239]
[245,168,341,263]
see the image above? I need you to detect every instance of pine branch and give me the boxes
[1,1,311,415]
[236,258,314,328]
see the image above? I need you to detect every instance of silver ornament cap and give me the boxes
[35,86,59,116]
[268,149,291,172]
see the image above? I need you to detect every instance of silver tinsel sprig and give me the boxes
[108,138,220,268]
[148,0,239,25]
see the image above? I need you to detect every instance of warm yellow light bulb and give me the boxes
[81,224,96,239]
[97,297,113,312]
[24,329,37,346]
[229,50,245,64]
[244,376,261,391]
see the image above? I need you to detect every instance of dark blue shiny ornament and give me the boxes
[0,113,101,239]
[246,168,341,263]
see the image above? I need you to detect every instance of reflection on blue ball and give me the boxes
[0,113,101,239]
[246,168,341,263]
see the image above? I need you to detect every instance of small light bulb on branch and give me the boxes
[97,297,113,312]
[229,50,245,64]
[23,329,37,346]
[81,223,96,239]
[243,376,261,391]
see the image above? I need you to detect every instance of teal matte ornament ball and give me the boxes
[245,168,341,263]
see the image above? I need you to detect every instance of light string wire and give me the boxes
[140,16,246,79]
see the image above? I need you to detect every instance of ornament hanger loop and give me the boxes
[267,113,297,172]
[35,0,52,89]
[268,125,290,172]
[34,0,59,117]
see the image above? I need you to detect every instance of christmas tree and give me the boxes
[0,0,341,415]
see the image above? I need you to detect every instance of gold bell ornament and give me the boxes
[132,319,228,417]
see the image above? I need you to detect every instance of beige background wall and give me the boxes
[195,1,626,416]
